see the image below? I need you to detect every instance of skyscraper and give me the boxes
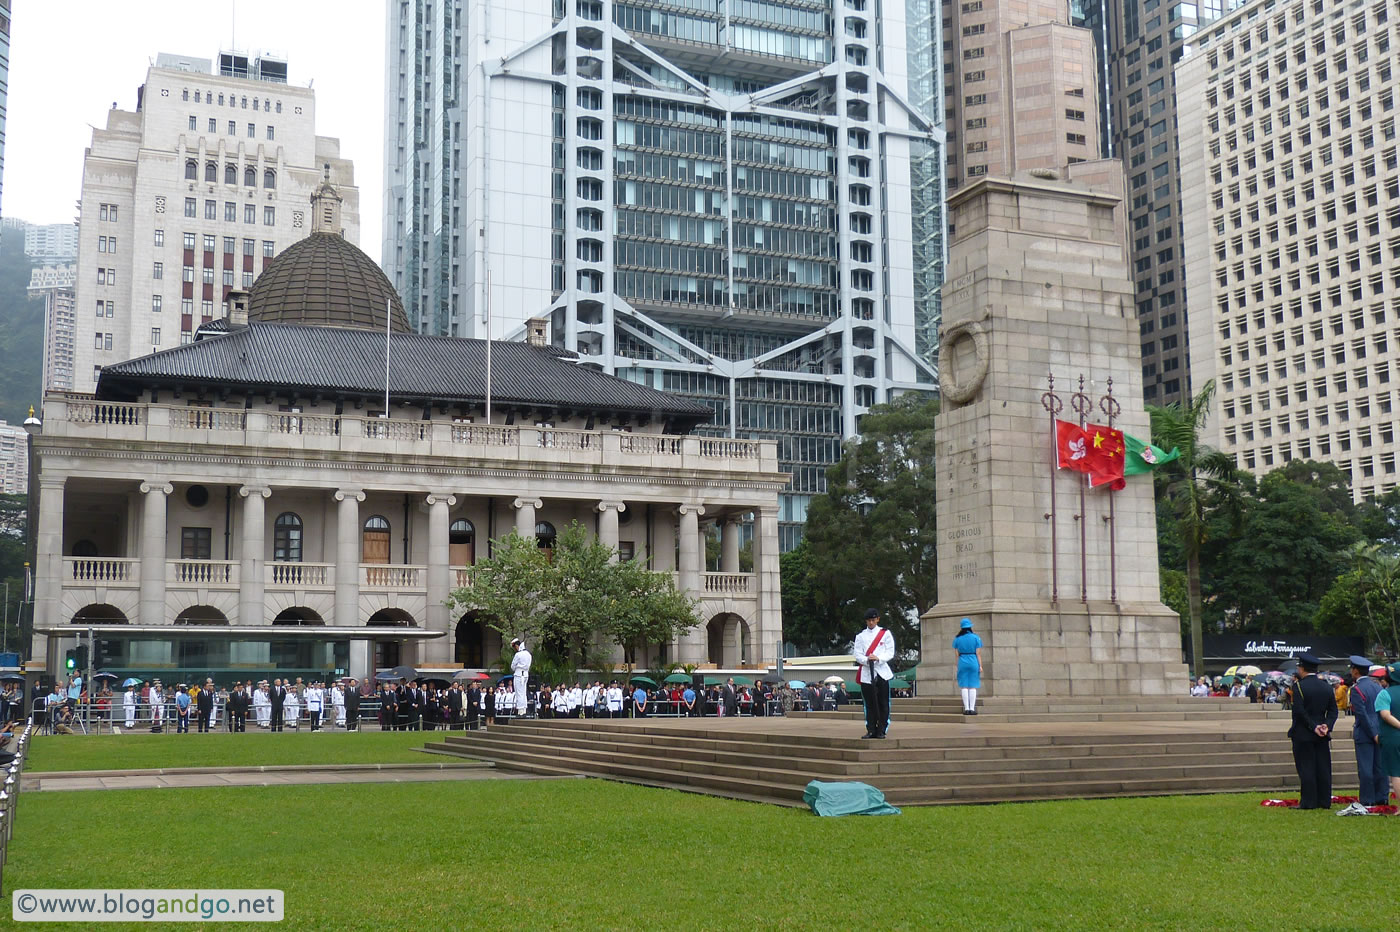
[385,0,947,547]
[69,51,359,394]
[942,0,1103,193]
[1179,0,1400,500]
[29,263,76,393]
[1089,0,1245,408]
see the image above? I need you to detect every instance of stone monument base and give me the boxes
[919,600,1189,698]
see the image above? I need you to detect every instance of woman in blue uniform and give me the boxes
[952,618,983,716]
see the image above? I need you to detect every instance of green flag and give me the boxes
[1123,432,1180,476]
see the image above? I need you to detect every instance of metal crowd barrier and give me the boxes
[0,722,35,895]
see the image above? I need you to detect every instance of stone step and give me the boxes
[892,696,1262,710]
[801,708,1292,724]
[430,729,1359,808]
[890,699,1283,715]
[435,726,1304,773]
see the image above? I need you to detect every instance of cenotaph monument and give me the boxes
[920,172,1188,697]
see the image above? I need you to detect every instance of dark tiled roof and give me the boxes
[96,323,713,426]
[248,233,413,333]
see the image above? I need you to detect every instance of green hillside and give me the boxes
[0,228,45,423]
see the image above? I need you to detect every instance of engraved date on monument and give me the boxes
[950,560,980,581]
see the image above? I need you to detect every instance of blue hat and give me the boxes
[1349,654,1373,669]
[959,618,973,629]
[1296,652,1321,667]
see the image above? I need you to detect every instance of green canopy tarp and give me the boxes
[888,678,911,689]
[662,673,692,684]
[895,668,918,680]
[803,780,901,817]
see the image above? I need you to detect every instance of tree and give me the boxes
[779,540,841,654]
[1209,465,1358,634]
[801,393,938,659]
[447,522,698,671]
[1149,379,1243,676]
[1315,543,1400,655]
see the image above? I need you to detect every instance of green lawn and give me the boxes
[3,779,1390,929]
[23,730,446,772]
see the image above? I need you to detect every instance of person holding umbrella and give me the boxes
[953,617,983,716]
[852,608,894,739]
[122,679,139,729]
[510,638,532,717]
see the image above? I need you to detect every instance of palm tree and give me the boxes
[1343,541,1400,655]
[1149,379,1242,677]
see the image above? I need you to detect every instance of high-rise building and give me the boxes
[1179,0,1400,500]
[384,0,947,548]
[0,0,10,217]
[0,420,25,495]
[30,264,77,393]
[942,0,1103,193]
[69,51,359,394]
[1087,0,1245,408]
[23,222,79,263]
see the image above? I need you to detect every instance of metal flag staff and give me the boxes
[1099,378,1122,604]
[1041,373,1063,604]
[1069,375,1092,604]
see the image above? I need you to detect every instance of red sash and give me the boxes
[859,628,887,684]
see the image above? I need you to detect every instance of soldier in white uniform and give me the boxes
[331,682,346,727]
[305,681,325,731]
[606,682,624,718]
[148,681,165,731]
[510,639,532,717]
[851,607,895,739]
[123,684,138,729]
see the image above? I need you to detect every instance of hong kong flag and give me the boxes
[1054,420,1127,490]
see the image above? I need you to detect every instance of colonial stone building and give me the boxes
[28,188,786,684]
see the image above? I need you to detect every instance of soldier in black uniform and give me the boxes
[1287,652,1340,810]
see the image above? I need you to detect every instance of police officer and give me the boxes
[1287,652,1339,810]
[1348,655,1386,807]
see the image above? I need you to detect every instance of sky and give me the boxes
[5,0,386,258]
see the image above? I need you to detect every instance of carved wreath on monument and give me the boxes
[937,319,989,404]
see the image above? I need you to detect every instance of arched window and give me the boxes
[449,519,475,566]
[362,515,391,564]
[273,512,303,562]
[535,521,557,548]
[204,161,218,183]
[263,169,276,189]
[71,540,99,558]
[185,159,198,180]
[244,166,256,187]
[224,163,237,185]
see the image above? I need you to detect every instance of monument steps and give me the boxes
[426,719,1359,807]
[804,708,1291,724]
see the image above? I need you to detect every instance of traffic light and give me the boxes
[65,649,76,672]
[75,645,89,672]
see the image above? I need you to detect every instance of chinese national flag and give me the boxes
[1054,420,1127,490]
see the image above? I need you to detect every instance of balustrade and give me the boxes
[65,557,139,585]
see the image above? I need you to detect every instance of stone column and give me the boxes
[651,510,676,572]
[334,489,364,627]
[238,486,271,626]
[596,501,625,561]
[513,497,542,539]
[676,504,706,664]
[138,482,173,626]
[424,493,457,664]
[720,515,742,573]
[32,476,66,665]
[750,505,781,668]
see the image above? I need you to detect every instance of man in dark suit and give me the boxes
[447,683,464,729]
[721,678,738,717]
[1287,652,1339,810]
[195,682,215,732]
[228,683,249,732]
[269,678,286,732]
[344,679,361,731]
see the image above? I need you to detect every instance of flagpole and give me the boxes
[384,297,391,417]
[1041,374,1062,605]
[1099,378,1121,605]
[1071,375,1090,604]
[484,270,493,426]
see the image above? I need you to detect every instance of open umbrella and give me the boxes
[732,675,754,686]
[703,676,723,686]
[418,675,452,685]
[0,673,25,682]
[375,672,404,682]
[663,672,692,685]
[1234,664,1264,677]
[498,673,514,683]
[453,670,490,681]
[92,672,119,681]
[630,675,659,688]
[122,677,142,687]
[390,664,420,682]
[822,674,846,685]
[895,668,918,680]
[787,680,807,689]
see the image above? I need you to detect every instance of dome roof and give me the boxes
[247,232,413,333]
